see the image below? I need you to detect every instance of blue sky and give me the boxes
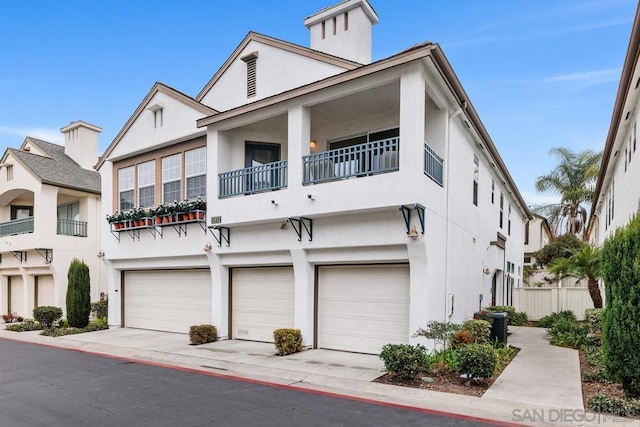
[0,0,636,206]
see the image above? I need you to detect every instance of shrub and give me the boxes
[189,325,217,345]
[457,343,497,381]
[91,297,108,321]
[413,321,460,350]
[273,328,303,356]
[587,393,639,416]
[32,306,63,329]
[66,258,91,328]
[58,318,69,328]
[511,312,529,326]
[537,310,576,328]
[494,346,519,371]
[40,319,108,337]
[5,319,42,332]
[601,213,640,398]
[461,319,491,344]
[547,317,588,349]
[450,330,474,349]
[484,305,516,323]
[584,308,603,334]
[431,348,459,374]
[379,344,431,380]
[2,312,19,323]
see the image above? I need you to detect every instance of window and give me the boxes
[625,147,628,172]
[118,166,134,211]
[491,179,495,204]
[162,154,181,203]
[499,192,504,228]
[185,147,206,199]
[473,155,479,206]
[10,205,32,220]
[57,202,84,236]
[322,21,326,39]
[524,222,529,245]
[138,160,155,208]
[508,204,511,235]
[57,202,79,221]
[344,12,348,30]
[6,164,13,181]
[611,180,615,220]
[634,122,637,152]
[154,108,163,128]
[524,256,531,264]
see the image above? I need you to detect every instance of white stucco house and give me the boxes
[98,0,530,354]
[524,213,553,267]
[0,121,106,318]
[587,4,640,246]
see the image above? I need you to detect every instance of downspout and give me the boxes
[444,100,467,320]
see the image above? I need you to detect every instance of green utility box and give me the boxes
[488,312,508,343]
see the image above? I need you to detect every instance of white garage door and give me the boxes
[9,276,24,317]
[124,269,212,334]
[36,276,55,308]
[232,267,294,342]
[318,265,410,354]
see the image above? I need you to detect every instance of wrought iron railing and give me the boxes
[57,219,88,237]
[219,160,288,198]
[424,142,444,186]
[302,137,399,184]
[0,217,34,237]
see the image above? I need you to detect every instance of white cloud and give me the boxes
[0,125,63,144]
[543,68,621,86]
[521,191,561,208]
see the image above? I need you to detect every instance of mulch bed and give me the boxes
[374,371,492,397]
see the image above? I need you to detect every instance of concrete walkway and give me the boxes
[483,326,584,410]
[0,324,636,427]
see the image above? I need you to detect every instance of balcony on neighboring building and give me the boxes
[57,218,88,237]
[0,217,34,237]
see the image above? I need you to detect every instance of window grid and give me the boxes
[473,155,479,206]
[138,160,155,208]
[185,147,206,199]
[162,154,181,203]
[118,166,134,211]
[499,193,504,229]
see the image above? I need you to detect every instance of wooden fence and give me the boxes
[512,287,604,320]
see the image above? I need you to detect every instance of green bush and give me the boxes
[32,306,63,329]
[511,312,529,326]
[66,259,91,328]
[584,308,603,333]
[379,344,431,380]
[273,328,303,356]
[58,318,69,328]
[413,321,460,350]
[40,319,108,337]
[537,310,576,328]
[494,346,519,371]
[457,343,497,381]
[484,305,516,323]
[601,213,640,398]
[431,348,458,374]
[5,319,42,332]
[547,317,588,349]
[588,393,640,416]
[189,325,217,345]
[450,330,473,349]
[91,297,108,320]
[461,319,491,344]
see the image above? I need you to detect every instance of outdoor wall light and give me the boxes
[203,242,213,252]
[408,226,419,239]
[97,250,105,259]
[309,140,317,149]
[307,194,315,201]
[271,200,279,206]
[483,266,491,275]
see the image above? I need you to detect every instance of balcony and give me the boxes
[0,217,34,237]
[302,137,399,185]
[424,142,444,186]
[219,160,288,198]
[57,219,88,237]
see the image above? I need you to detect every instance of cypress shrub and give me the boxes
[66,258,91,328]
[601,214,640,398]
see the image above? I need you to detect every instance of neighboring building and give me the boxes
[524,213,553,267]
[588,3,640,246]
[0,121,106,318]
[99,0,530,354]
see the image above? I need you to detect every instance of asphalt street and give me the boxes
[0,339,499,427]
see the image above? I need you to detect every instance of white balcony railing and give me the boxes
[302,137,399,185]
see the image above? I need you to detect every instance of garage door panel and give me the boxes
[124,270,211,334]
[9,277,24,316]
[232,267,294,343]
[318,265,409,354]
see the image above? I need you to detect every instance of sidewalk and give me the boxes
[1,324,636,427]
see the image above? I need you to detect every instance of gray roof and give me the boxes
[10,138,101,194]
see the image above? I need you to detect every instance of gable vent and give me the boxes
[241,52,259,99]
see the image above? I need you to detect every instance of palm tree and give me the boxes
[533,147,602,240]
[549,245,603,308]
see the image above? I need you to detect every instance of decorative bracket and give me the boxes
[35,248,53,264]
[10,251,27,263]
[399,204,426,235]
[288,217,312,242]
[208,226,230,247]
[414,203,425,234]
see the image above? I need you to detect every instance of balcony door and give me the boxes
[245,142,280,193]
[328,127,399,177]
[57,202,81,236]
[10,206,32,220]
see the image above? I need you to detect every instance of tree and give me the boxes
[601,214,640,398]
[66,258,91,328]
[533,233,584,267]
[549,245,603,308]
[533,147,601,239]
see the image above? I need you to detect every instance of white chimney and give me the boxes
[304,0,379,64]
[60,121,102,170]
